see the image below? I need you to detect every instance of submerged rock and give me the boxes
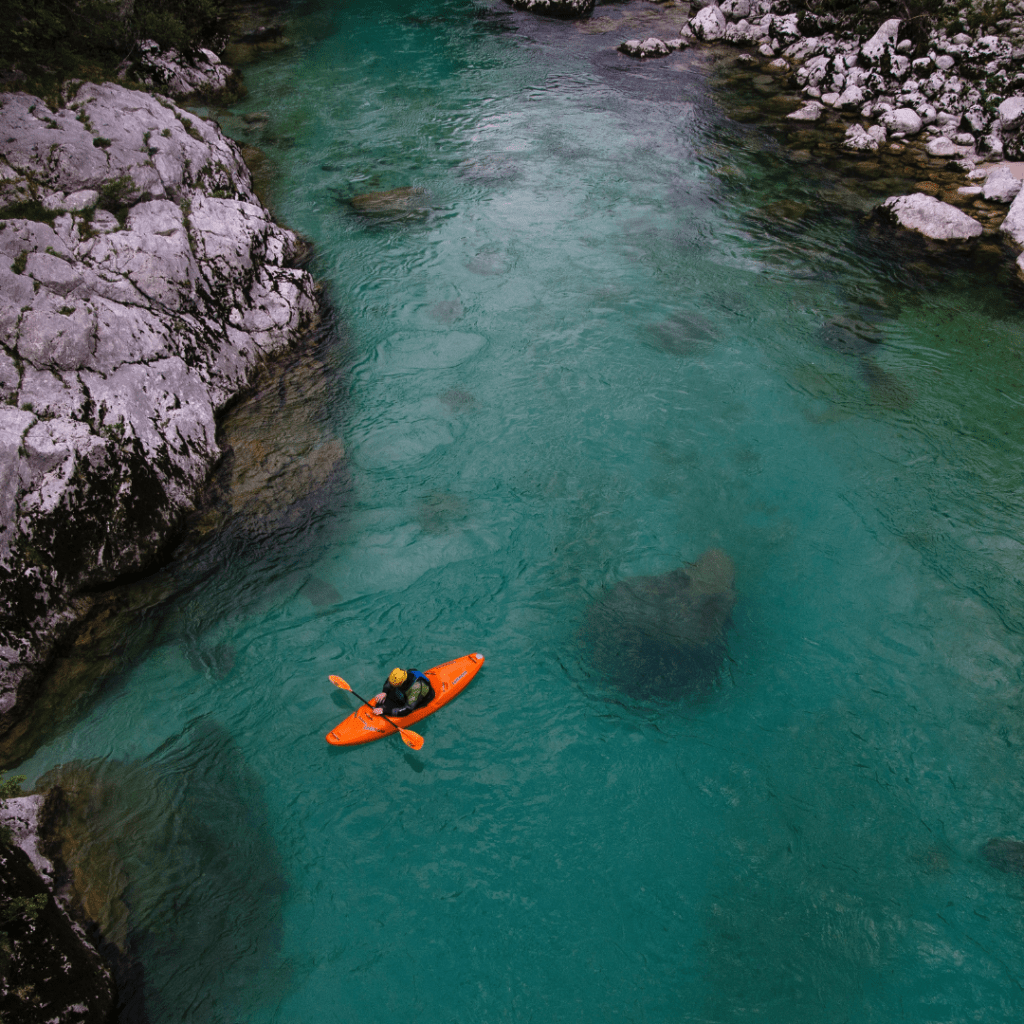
[982,837,1024,873]
[880,194,983,241]
[583,548,737,698]
[39,720,288,1021]
[347,186,429,218]
[644,311,717,356]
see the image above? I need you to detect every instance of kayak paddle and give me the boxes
[329,675,425,751]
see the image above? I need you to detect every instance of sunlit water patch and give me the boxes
[17,1,1024,1021]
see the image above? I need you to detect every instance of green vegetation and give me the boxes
[1,0,228,100]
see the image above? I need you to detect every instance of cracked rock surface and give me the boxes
[0,83,317,727]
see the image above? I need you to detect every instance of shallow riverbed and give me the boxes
[17,1,1024,1020]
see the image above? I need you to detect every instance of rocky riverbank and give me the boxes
[518,0,1024,272]
[0,25,319,1011]
[0,80,318,746]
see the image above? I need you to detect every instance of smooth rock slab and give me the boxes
[881,194,984,241]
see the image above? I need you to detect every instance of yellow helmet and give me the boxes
[388,668,408,686]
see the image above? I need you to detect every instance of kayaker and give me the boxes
[372,668,434,717]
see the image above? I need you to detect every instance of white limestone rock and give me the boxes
[720,0,750,17]
[619,38,670,58]
[881,194,984,241]
[862,19,901,65]
[508,0,596,16]
[128,40,238,100]
[0,83,318,723]
[982,165,1023,203]
[926,135,958,157]
[881,107,924,135]
[1001,187,1024,247]
[691,5,728,42]
[843,123,887,151]
[998,96,1024,159]
[787,101,824,122]
[836,84,865,110]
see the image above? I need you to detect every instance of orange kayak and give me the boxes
[326,652,485,746]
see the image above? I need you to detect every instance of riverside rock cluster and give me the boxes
[530,0,1024,270]
[0,82,317,735]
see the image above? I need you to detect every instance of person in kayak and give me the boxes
[372,668,434,717]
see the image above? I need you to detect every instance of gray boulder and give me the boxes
[881,194,984,241]
[0,84,317,726]
[582,548,737,698]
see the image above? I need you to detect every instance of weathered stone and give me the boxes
[691,4,728,42]
[926,135,958,156]
[128,39,240,99]
[1001,186,1024,246]
[720,0,750,17]
[983,164,1022,202]
[619,37,670,58]
[881,107,924,135]
[507,0,596,17]
[837,84,865,110]
[862,19,901,64]
[0,82,318,740]
[787,101,824,122]
[881,193,984,240]
[843,123,887,151]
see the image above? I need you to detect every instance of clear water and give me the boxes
[17,1,1024,1020]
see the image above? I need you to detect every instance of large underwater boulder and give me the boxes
[583,548,737,698]
[38,720,288,1022]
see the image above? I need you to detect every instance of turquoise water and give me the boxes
[18,1,1024,1020]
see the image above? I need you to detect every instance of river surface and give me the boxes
[17,1,1024,1020]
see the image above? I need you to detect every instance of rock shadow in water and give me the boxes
[643,310,717,357]
[439,388,478,412]
[982,837,1024,874]
[340,187,430,221]
[582,548,737,700]
[428,299,464,324]
[39,719,289,1023]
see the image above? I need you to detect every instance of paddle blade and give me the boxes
[398,727,424,751]
[329,675,352,691]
